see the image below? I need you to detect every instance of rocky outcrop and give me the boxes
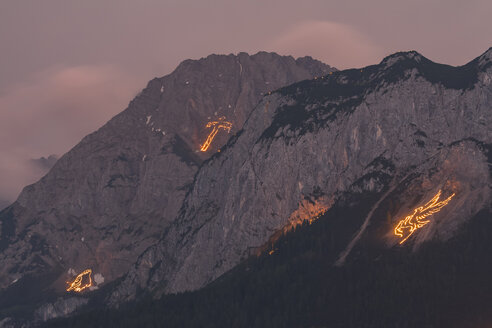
[0,52,333,319]
[34,297,89,322]
[112,49,492,302]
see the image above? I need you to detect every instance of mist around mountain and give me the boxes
[0,155,57,211]
[29,155,58,173]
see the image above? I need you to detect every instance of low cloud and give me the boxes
[268,20,386,69]
[0,65,142,203]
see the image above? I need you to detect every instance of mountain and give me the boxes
[111,48,492,305]
[0,52,334,323]
[3,47,492,327]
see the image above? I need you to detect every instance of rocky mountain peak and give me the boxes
[380,50,424,67]
[373,50,491,92]
[123,51,335,160]
[295,55,335,76]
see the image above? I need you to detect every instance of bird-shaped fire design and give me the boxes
[200,116,232,152]
[66,269,92,292]
[394,190,455,244]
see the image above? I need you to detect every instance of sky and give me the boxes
[0,0,491,204]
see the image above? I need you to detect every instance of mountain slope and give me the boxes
[0,52,334,321]
[112,49,492,303]
[45,193,492,328]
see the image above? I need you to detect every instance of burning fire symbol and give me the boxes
[394,190,455,244]
[66,269,92,292]
[200,116,232,151]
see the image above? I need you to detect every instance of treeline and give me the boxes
[45,192,492,328]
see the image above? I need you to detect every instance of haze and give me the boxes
[1,0,491,205]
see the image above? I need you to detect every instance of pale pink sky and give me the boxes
[0,0,491,202]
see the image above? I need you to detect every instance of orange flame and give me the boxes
[394,190,455,244]
[66,269,92,292]
[200,116,232,151]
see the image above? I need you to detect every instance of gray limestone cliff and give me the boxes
[111,49,492,303]
[0,52,333,321]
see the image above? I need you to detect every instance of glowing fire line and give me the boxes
[66,269,92,292]
[200,117,232,152]
[394,190,455,244]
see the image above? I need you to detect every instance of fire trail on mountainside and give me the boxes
[394,190,455,244]
[200,117,232,151]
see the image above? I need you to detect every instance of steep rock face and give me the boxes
[113,49,492,302]
[0,52,333,306]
